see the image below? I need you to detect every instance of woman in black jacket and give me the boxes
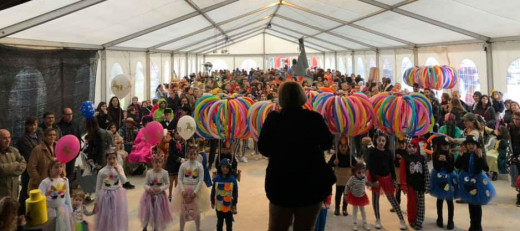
[107,96,124,130]
[258,82,335,231]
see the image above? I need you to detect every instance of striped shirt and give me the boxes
[344,175,371,198]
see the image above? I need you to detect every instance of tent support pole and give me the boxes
[100,49,107,101]
[413,47,419,66]
[485,42,494,92]
[146,51,151,99]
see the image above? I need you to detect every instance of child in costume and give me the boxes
[72,189,93,231]
[139,152,173,231]
[430,136,457,230]
[172,143,210,231]
[327,136,356,216]
[455,135,496,231]
[38,159,74,231]
[216,140,238,177]
[392,139,407,213]
[94,150,128,231]
[400,138,430,230]
[344,163,372,231]
[366,132,407,230]
[314,194,332,231]
[166,130,185,200]
[211,159,238,231]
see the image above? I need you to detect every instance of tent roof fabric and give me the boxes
[1,0,519,54]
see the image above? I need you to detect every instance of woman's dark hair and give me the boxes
[498,125,510,140]
[86,117,100,140]
[25,116,38,127]
[96,101,107,113]
[141,116,153,127]
[373,130,389,149]
[108,96,119,109]
[441,93,451,103]
[476,95,491,110]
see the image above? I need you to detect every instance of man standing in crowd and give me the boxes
[452,90,470,112]
[0,129,26,199]
[38,112,62,139]
[57,108,82,182]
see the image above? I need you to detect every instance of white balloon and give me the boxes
[111,74,132,98]
[177,115,196,140]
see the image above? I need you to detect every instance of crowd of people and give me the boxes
[1,65,519,231]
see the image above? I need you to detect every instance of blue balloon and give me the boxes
[80,101,95,119]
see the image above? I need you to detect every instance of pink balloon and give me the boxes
[144,121,163,145]
[55,135,80,164]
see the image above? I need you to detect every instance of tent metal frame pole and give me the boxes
[359,0,490,41]
[267,29,330,52]
[185,53,189,77]
[271,23,352,50]
[264,0,283,33]
[190,27,264,53]
[334,51,338,71]
[171,52,175,79]
[102,0,237,47]
[145,51,151,99]
[263,32,267,70]
[282,1,415,46]
[0,0,106,38]
[413,47,419,66]
[485,42,494,91]
[274,14,376,49]
[100,49,107,101]
[185,0,230,40]
[200,31,264,54]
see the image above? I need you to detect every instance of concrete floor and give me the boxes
[84,153,520,231]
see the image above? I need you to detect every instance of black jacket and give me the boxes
[432,151,455,173]
[16,133,42,161]
[258,107,335,207]
[328,153,356,168]
[57,120,82,140]
[455,152,489,174]
[367,148,396,181]
[161,120,176,131]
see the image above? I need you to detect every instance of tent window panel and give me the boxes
[135,62,145,101]
[383,59,394,83]
[425,57,440,66]
[458,59,480,105]
[401,57,413,92]
[150,62,160,99]
[507,58,520,101]
[357,57,365,78]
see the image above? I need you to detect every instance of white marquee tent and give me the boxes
[2,0,520,105]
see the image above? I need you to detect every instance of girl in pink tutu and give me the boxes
[139,152,173,231]
[94,150,128,231]
[345,163,372,231]
[171,143,210,231]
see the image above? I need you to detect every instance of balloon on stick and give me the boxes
[177,115,196,140]
[55,135,80,164]
[80,101,95,119]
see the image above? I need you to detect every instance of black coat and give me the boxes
[16,133,42,161]
[258,107,335,207]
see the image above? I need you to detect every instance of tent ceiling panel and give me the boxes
[227,21,267,37]
[219,7,275,31]
[270,17,320,35]
[305,38,344,51]
[206,0,276,23]
[117,15,211,48]
[455,0,520,23]
[331,25,406,47]
[314,33,368,50]
[287,0,382,22]
[192,0,228,9]
[195,31,263,53]
[0,0,80,28]
[266,30,329,52]
[182,24,265,52]
[269,25,305,38]
[376,0,406,5]
[276,6,341,29]
[400,0,520,38]
[265,33,322,53]
[158,29,222,50]
[8,0,195,44]
[354,11,472,44]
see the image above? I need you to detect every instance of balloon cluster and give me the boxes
[371,92,434,139]
[247,101,278,141]
[80,101,95,119]
[313,92,375,136]
[403,66,459,90]
[305,90,319,110]
[194,95,254,140]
